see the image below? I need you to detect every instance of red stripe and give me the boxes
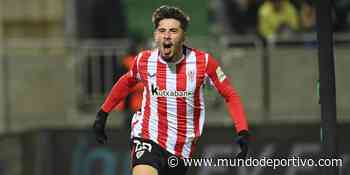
[174,61,187,156]
[190,50,205,156]
[189,138,197,157]
[141,51,151,139]
[194,51,204,137]
[157,60,168,148]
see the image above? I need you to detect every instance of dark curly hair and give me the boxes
[152,5,190,31]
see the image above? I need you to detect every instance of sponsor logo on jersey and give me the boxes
[151,84,193,97]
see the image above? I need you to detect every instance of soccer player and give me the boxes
[93,5,251,175]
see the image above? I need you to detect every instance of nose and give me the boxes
[163,31,171,39]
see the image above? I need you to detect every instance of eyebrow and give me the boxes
[157,27,180,30]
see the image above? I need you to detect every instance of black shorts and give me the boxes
[130,137,188,175]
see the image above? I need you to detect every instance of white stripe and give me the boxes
[131,88,147,138]
[204,53,209,69]
[148,50,159,142]
[136,52,143,80]
[182,50,197,158]
[140,87,147,120]
[131,52,145,138]
[131,52,142,80]
[199,54,207,136]
[199,85,206,135]
[204,53,211,85]
[165,63,177,152]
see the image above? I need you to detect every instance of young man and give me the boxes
[93,5,250,175]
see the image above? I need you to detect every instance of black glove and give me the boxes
[235,130,250,159]
[93,110,109,144]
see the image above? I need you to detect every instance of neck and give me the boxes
[171,50,183,63]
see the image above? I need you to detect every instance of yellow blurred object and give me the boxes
[258,0,299,40]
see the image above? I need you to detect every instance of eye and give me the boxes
[158,28,166,33]
[170,28,178,33]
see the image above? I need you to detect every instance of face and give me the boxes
[154,18,185,62]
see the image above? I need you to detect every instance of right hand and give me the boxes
[93,110,109,144]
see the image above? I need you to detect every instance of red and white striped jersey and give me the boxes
[102,46,248,158]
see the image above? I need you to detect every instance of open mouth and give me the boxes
[163,42,173,56]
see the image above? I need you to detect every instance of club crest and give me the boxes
[187,70,195,82]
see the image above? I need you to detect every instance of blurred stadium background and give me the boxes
[0,0,349,174]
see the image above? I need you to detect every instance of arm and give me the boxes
[93,55,141,144]
[100,52,141,112]
[206,54,250,158]
[205,54,248,133]
[100,72,138,112]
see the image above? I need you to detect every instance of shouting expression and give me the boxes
[154,18,185,62]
